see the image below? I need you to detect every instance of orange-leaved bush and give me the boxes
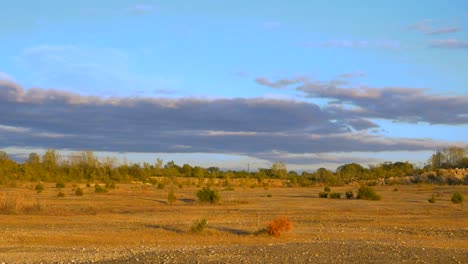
[266,216,292,237]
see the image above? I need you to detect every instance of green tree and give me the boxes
[271,161,287,179]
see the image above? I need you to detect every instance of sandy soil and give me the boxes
[0,183,466,263]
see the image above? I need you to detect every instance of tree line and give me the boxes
[0,147,466,186]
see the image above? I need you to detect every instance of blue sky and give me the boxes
[1,1,467,171]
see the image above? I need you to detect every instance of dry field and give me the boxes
[0,182,467,263]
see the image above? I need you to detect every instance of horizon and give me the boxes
[1,1,467,171]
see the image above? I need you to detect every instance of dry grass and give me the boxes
[0,183,466,255]
[0,191,43,214]
[266,216,292,237]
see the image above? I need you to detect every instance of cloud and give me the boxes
[426,27,461,35]
[408,20,461,35]
[255,75,468,125]
[1,80,459,165]
[255,150,383,165]
[255,77,308,89]
[0,72,15,82]
[304,40,400,49]
[428,39,468,49]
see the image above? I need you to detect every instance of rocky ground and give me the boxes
[101,242,467,264]
[2,238,467,263]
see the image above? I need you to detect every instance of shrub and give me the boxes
[345,190,354,199]
[94,184,108,193]
[106,181,116,189]
[266,193,272,198]
[329,192,341,199]
[356,186,381,201]
[168,189,176,205]
[266,216,292,237]
[157,183,165,189]
[57,191,65,197]
[86,182,91,188]
[451,192,464,204]
[196,187,220,204]
[35,183,44,194]
[191,219,208,233]
[324,186,331,192]
[428,195,435,203]
[56,182,65,189]
[75,187,84,196]
[318,192,329,198]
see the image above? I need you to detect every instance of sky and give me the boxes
[1,0,467,171]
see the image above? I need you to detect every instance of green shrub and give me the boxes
[451,192,464,204]
[157,183,165,189]
[266,193,272,198]
[86,182,91,188]
[191,219,208,233]
[356,186,381,201]
[428,195,436,203]
[329,192,341,199]
[196,187,220,204]
[57,191,65,197]
[55,182,65,189]
[345,190,354,199]
[35,183,44,194]
[168,189,176,205]
[94,184,108,193]
[324,186,331,192]
[75,187,84,196]
[318,192,329,198]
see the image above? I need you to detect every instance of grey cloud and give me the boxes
[427,27,461,35]
[429,39,468,49]
[255,150,382,165]
[1,80,455,165]
[255,77,308,89]
[408,20,460,35]
[296,80,468,125]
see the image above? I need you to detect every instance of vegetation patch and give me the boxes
[94,184,108,193]
[451,191,464,204]
[35,183,44,194]
[191,219,208,233]
[345,190,354,199]
[318,192,329,198]
[266,216,292,237]
[196,187,220,204]
[75,187,84,196]
[329,192,342,199]
[356,186,381,201]
[167,189,176,205]
[0,192,42,214]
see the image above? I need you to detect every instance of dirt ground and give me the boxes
[0,183,467,263]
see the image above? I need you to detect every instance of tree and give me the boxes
[271,161,287,179]
[444,147,465,168]
[337,163,369,183]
